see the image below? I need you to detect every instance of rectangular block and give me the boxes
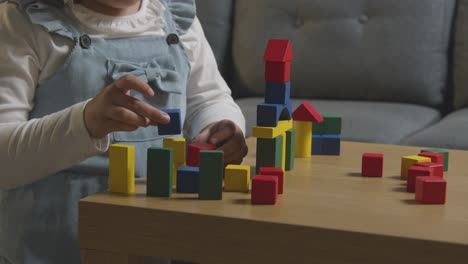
[401,155,431,179]
[259,167,284,194]
[251,175,278,205]
[257,103,283,127]
[158,109,182,135]
[163,138,186,163]
[109,144,135,194]
[256,136,283,173]
[421,149,449,171]
[199,150,224,200]
[265,61,291,82]
[312,115,342,135]
[415,176,447,204]
[252,119,292,139]
[321,134,341,156]
[187,143,217,167]
[176,166,200,194]
[312,135,322,155]
[285,129,295,171]
[294,121,312,158]
[224,165,251,193]
[147,148,173,197]
[361,153,384,177]
[265,81,291,105]
[407,166,433,193]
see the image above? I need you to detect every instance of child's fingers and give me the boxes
[105,119,139,133]
[113,74,155,97]
[208,120,236,145]
[112,91,171,125]
[107,106,149,128]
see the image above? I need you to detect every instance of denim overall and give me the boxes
[0,0,193,263]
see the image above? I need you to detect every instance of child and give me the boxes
[0,0,247,263]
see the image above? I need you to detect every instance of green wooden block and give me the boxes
[285,128,295,171]
[312,115,342,135]
[256,135,283,173]
[199,150,224,200]
[147,148,173,197]
[421,148,449,171]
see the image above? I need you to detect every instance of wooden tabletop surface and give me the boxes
[79,138,468,263]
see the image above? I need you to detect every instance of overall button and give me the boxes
[80,34,92,49]
[167,33,180,45]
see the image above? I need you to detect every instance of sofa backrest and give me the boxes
[454,0,468,109]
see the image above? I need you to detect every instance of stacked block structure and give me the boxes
[312,115,342,155]
[292,102,323,158]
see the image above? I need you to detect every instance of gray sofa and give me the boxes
[196,0,468,150]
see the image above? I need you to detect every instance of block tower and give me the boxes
[253,39,295,172]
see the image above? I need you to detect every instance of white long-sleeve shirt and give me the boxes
[0,0,245,189]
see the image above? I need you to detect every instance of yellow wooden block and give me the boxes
[109,144,135,194]
[252,120,293,139]
[224,165,251,192]
[401,155,431,179]
[294,121,312,158]
[163,138,186,163]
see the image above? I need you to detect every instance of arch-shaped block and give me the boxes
[257,103,291,127]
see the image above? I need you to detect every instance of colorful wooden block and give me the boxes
[407,166,433,193]
[252,120,293,139]
[224,165,251,192]
[420,149,449,171]
[147,148,173,197]
[265,62,291,83]
[361,153,384,177]
[263,39,293,62]
[265,81,291,105]
[187,143,217,167]
[109,144,135,194]
[163,138,186,163]
[418,152,444,167]
[311,135,323,155]
[259,167,284,194]
[312,115,342,135]
[320,134,341,155]
[292,102,323,122]
[285,128,295,171]
[401,155,431,179]
[257,103,288,127]
[294,121,312,158]
[415,176,447,204]
[199,150,224,200]
[256,136,283,173]
[414,162,444,178]
[176,166,199,193]
[251,175,278,205]
[158,109,182,135]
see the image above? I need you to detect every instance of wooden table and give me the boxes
[79,138,468,264]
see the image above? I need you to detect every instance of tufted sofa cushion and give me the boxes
[454,0,468,109]
[231,0,456,109]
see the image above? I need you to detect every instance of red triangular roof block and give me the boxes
[263,39,293,62]
[292,102,323,122]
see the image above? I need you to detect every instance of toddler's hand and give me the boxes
[192,120,248,165]
[84,74,170,139]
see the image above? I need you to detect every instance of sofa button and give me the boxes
[294,18,304,28]
[358,14,369,24]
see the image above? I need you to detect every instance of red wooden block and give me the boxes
[187,143,217,167]
[414,162,444,178]
[259,167,284,194]
[407,165,433,193]
[292,102,323,122]
[418,152,444,166]
[251,175,278,205]
[265,62,291,82]
[263,39,293,62]
[415,176,447,204]
[361,153,384,177]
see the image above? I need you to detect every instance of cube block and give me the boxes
[414,162,444,178]
[265,81,291,105]
[407,165,433,193]
[401,155,431,179]
[415,177,447,204]
[257,103,284,127]
[176,166,200,193]
[147,148,173,197]
[312,135,322,155]
[361,153,384,177]
[259,167,284,194]
[420,149,449,171]
[265,62,291,82]
[187,143,217,167]
[251,175,278,205]
[224,165,251,192]
[312,115,342,135]
[109,144,135,194]
[158,109,182,135]
[418,152,444,167]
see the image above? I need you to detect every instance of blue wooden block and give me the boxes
[312,135,323,155]
[321,134,341,155]
[158,109,181,135]
[176,166,200,193]
[265,81,291,105]
[257,103,283,127]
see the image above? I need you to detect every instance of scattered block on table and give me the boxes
[147,148,173,197]
[251,175,278,205]
[292,102,323,123]
[176,166,200,194]
[187,143,217,167]
[257,103,290,127]
[265,62,291,82]
[407,165,433,193]
[199,150,224,200]
[158,109,181,135]
[420,149,449,171]
[163,137,186,184]
[414,162,444,178]
[294,120,312,158]
[259,167,284,194]
[265,81,291,105]
[311,135,323,155]
[418,152,444,167]
[415,176,447,204]
[224,165,251,192]
[400,155,431,180]
[109,144,135,194]
[256,136,283,173]
[361,153,384,177]
[285,128,295,171]
[312,115,342,135]
[320,134,341,156]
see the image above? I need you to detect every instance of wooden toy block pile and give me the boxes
[360,149,449,204]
